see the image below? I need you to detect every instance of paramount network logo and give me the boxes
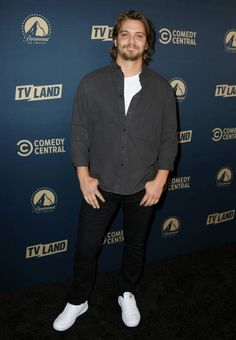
[22,14,51,44]
[216,167,233,187]
[31,187,57,213]
[162,216,181,236]
[224,29,236,53]
[91,25,113,41]
[169,78,187,102]
[15,84,62,101]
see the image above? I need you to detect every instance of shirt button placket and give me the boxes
[120,125,127,167]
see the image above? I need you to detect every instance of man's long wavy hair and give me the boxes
[110,10,156,64]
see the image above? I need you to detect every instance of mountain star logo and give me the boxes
[31,188,57,213]
[216,167,233,187]
[22,14,51,44]
[224,29,236,53]
[169,78,187,102]
[162,217,181,236]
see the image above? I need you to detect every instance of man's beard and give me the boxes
[119,45,143,61]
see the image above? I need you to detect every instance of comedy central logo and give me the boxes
[216,167,233,187]
[170,78,187,102]
[103,229,124,245]
[168,176,191,191]
[17,138,66,157]
[162,217,181,236]
[22,14,51,44]
[159,28,197,45]
[91,25,113,41]
[15,84,62,101]
[224,29,236,53]
[31,188,57,213]
[212,127,236,141]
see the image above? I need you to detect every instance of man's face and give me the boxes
[116,19,147,62]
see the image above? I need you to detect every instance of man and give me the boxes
[53,10,177,331]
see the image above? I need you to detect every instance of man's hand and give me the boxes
[76,166,105,209]
[140,179,164,206]
[140,170,169,207]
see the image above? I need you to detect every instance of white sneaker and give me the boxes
[53,301,88,331]
[118,292,141,327]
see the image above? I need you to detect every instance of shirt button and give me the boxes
[120,163,123,166]
[123,128,126,132]
[121,146,125,149]
[120,94,123,98]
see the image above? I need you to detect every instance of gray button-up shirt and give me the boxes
[71,62,178,195]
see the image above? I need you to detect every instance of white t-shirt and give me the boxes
[124,73,142,115]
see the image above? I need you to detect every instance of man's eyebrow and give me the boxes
[119,29,145,34]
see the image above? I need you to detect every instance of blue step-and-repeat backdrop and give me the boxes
[1,0,236,291]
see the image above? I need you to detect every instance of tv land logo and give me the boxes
[15,84,63,101]
[162,216,181,236]
[169,78,187,102]
[31,188,57,213]
[22,14,51,44]
[206,209,235,225]
[224,29,236,53]
[177,130,192,143]
[91,25,113,41]
[17,138,66,157]
[26,240,68,259]
[159,28,197,46]
[216,167,233,187]
[212,127,236,141]
[103,229,124,245]
[215,84,236,98]
[167,176,191,191]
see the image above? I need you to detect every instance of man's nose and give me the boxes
[128,35,136,44]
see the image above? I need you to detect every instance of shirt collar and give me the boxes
[109,60,148,79]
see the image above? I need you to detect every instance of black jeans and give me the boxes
[68,188,154,305]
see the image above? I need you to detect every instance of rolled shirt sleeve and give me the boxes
[156,85,178,171]
[71,80,90,167]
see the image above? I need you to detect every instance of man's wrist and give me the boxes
[154,169,169,186]
[76,166,90,181]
